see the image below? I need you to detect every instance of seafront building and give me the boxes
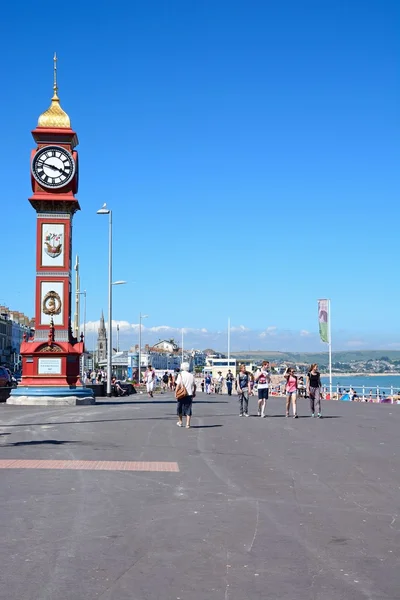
[0,306,33,370]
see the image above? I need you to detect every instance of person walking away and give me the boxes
[205,373,212,395]
[201,379,205,393]
[254,360,271,417]
[284,368,298,418]
[306,364,322,418]
[236,365,250,416]
[144,365,156,398]
[175,362,196,428]
[168,373,174,390]
[161,371,169,393]
[226,370,234,396]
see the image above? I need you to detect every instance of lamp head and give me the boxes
[97,203,110,215]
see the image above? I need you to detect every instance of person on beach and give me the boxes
[254,360,271,417]
[175,362,196,428]
[284,368,298,418]
[306,363,322,417]
[226,370,234,396]
[236,364,250,416]
[144,365,156,398]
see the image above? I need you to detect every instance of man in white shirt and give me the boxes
[215,371,224,394]
[175,362,196,428]
[254,360,271,417]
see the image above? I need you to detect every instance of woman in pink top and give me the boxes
[284,368,298,418]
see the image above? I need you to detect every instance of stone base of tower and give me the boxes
[10,335,95,406]
[7,386,95,406]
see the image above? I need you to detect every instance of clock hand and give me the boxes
[36,160,61,172]
[37,161,72,178]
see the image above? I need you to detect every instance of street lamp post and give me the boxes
[138,313,148,384]
[76,290,86,371]
[116,323,119,353]
[96,204,113,396]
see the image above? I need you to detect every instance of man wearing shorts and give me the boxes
[175,362,196,428]
[254,361,271,417]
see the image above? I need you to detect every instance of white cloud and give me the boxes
[149,325,175,333]
[259,326,278,338]
[230,325,250,332]
[300,329,312,337]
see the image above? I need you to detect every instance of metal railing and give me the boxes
[322,384,400,403]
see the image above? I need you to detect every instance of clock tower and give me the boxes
[8,55,94,405]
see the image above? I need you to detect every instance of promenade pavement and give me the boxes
[0,392,399,600]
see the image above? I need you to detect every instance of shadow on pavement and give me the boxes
[96,400,229,405]
[189,424,223,429]
[4,440,80,447]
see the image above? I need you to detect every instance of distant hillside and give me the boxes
[229,350,400,365]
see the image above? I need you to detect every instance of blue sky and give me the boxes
[1,0,399,352]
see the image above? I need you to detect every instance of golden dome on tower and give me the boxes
[37,53,71,129]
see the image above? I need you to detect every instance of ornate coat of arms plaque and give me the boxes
[44,231,63,258]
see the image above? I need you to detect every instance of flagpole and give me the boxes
[328,299,332,396]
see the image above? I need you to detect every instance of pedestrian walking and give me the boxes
[284,368,298,418]
[175,362,196,428]
[215,371,224,394]
[161,371,169,393]
[173,369,180,390]
[306,363,322,418]
[144,365,156,398]
[254,360,271,417]
[205,373,212,395]
[226,370,234,396]
[236,364,250,416]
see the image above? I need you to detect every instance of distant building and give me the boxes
[0,306,32,369]
[151,339,179,353]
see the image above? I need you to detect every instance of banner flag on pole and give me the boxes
[318,299,329,343]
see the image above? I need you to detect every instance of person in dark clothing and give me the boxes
[306,363,322,417]
[226,369,234,396]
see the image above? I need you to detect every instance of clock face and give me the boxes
[32,145,76,189]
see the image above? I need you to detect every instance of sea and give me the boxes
[321,375,400,393]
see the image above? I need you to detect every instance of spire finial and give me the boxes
[37,52,71,128]
[53,52,58,99]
